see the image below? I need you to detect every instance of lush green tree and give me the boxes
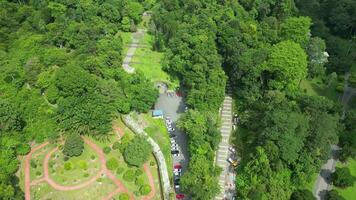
[106,157,119,170]
[332,167,355,188]
[326,190,345,200]
[280,16,312,47]
[123,136,151,167]
[0,99,25,132]
[63,134,84,157]
[290,189,315,200]
[266,40,308,91]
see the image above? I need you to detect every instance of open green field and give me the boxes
[335,159,356,199]
[49,143,101,185]
[30,177,117,200]
[300,77,340,102]
[142,113,173,175]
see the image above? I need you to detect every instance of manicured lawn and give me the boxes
[142,113,173,177]
[335,159,356,199]
[117,31,132,56]
[49,143,101,185]
[30,177,117,200]
[300,77,340,102]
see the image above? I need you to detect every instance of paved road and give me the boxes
[122,29,145,73]
[215,82,235,200]
[313,145,340,200]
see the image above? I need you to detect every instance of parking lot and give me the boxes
[154,89,189,199]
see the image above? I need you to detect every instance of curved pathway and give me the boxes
[25,142,49,200]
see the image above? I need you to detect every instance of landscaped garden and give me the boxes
[18,118,162,200]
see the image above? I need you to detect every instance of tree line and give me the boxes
[0,0,157,199]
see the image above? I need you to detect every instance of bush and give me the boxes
[112,141,120,150]
[123,170,135,182]
[336,84,344,93]
[135,177,145,187]
[64,162,73,170]
[83,173,89,178]
[106,158,119,170]
[150,161,155,166]
[63,134,84,157]
[90,155,96,160]
[119,193,130,200]
[30,160,37,168]
[140,185,151,196]
[332,167,355,188]
[135,169,143,176]
[16,143,30,155]
[290,189,314,200]
[78,160,88,170]
[123,136,152,167]
[116,167,125,175]
[326,190,345,200]
[35,171,42,176]
[103,146,111,154]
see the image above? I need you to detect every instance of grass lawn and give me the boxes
[30,177,117,200]
[300,77,340,102]
[49,142,101,185]
[141,113,173,177]
[117,31,132,56]
[335,159,356,199]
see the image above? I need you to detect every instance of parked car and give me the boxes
[172,152,180,157]
[227,157,238,167]
[174,168,182,173]
[174,170,181,176]
[174,164,182,169]
[171,146,179,151]
[169,134,177,138]
[176,194,185,199]
[171,150,179,155]
[229,146,236,154]
[170,138,176,144]
[168,127,175,132]
[174,183,180,190]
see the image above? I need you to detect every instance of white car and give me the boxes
[229,146,236,154]
[174,168,182,173]
[168,127,175,132]
[171,146,179,151]
[174,171,182,176]
[170,138,176,144]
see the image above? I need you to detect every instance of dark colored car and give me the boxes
[171,150,179,154]
[176,194,185,199]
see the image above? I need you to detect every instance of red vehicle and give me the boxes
[174,164,182,169]
[176,194,185,199]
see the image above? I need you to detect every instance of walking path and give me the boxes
[123,115,171,200]
[122,29,145,73]
[215,82,234,200]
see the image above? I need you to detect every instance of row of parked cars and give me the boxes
[165,117,185,199]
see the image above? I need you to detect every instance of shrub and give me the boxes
[30,160,37,168]
[123,170,135,182]
[112,141,120,150]
[332,167,355,188]
[106,158,119,170]
[119,193,130,200]
[290,189,314,200]
[90,155,96,160]
[123,136,152,167]
[135,169,143,176]
[140,185,151,196]
[16,143,30,155]
[103,146,111,154]
[83,173,89,178]
[63,134,84,157]
[326,190,345,200]
[35,171,42,176]
[116,167,125,174]
[78,160,88,170]
[64,162,73,170]
[135,177,145,187]
[150,161,155,166]
[336,84,344,93]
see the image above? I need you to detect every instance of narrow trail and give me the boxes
[25,142,49,200]
[141,163,156,200]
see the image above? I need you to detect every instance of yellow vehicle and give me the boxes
[227,157,238,167]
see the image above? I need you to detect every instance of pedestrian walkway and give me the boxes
[122,29,145,73]
[215,82,234,200]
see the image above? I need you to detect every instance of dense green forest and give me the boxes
[0,0,158,199]
[153,0,355,199]
[0,0,355,199]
